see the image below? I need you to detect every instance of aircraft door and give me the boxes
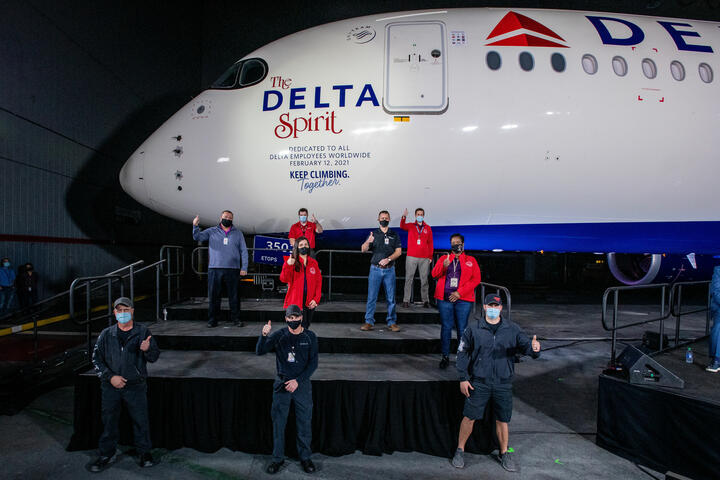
[383,21,448,113]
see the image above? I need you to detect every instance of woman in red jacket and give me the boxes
[432,233,481,369]
[280,236,322,328]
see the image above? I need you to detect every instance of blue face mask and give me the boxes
[299,215,307,222]
[116,312,132,324]
[486,307,501,320]
[2,262,9,268]
[416,216,424,223]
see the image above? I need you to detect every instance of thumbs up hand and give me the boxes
[532,334,540,352]
[140,336,152,352]
[262,321,272,337]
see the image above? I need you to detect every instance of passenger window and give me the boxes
[641,58,657,79]
[551,53,566,72]
[612,56,628,77]
[519,52,534,71]
[212,62,241,88]
[699,63,713,83]
[582,54,598,75]
[486,51,501,70]
[670,61,685,81]
[240,59,267,87]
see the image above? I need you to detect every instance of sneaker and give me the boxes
[90,454,115,472]
[423,302,431,308]
[139,452,155,468]
[266,461,284,474]
[706,360,720,373]
[451,448,464,468]
[301,459,317,473]
[233,320,244,327]
[499,451,518,472]
[206,322,218,328]
[439,355,450,369]
[402,302,410,308]
[388,323,401,332]
[361,323,373,331]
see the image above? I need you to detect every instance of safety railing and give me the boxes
[69,274,123,357]
[601,280,711,366]
[160,245,185,304]
[477,282,512,315]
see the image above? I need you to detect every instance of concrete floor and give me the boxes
[2,301,708,479]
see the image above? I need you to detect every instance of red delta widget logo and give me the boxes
[262,75,380,139]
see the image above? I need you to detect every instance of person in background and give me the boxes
[0,257,17,315]
[280,236,322,329]
[289,208,323,250]
[432,234,481,369]
[400,207,433,308]
[17,263,39,310]
[90,297,160,472]
[193,210,248,327]
[451,294,540,473]
[257,305,319,475]
[707,265,720,373]
[361,210,402,332]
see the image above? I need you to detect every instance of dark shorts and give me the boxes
[463,381,513,423]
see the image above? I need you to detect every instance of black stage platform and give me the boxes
[597,338,720,480]
[68,300,497,459]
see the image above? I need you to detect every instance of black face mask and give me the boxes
[298,247,309,255]
[451,244,463,253]
[287,319,302,330]
[379,220,389,227]
[221,218,233,227]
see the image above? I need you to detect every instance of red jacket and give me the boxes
[289,221,318,248]
[280,255,322,309]
[431,252,481,302]
[399,217,433,259]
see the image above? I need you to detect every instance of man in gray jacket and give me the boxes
[451,294,540,473]
[193,210,249,327]
[91,297,160,472]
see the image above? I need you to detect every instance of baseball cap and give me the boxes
[113,297,134,308]
[285,304,303,317]
[483,293,503,306]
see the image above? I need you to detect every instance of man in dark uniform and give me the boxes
[257,304,319,474]
[90,297,160,472]
[360,210,403,331]
[452,294,540,473]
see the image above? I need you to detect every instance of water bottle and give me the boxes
[685,347,693,364]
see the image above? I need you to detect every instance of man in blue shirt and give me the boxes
[257,305,319,475]
[0,257,17,315]
[192,210,248,327]
[707,265,720,373]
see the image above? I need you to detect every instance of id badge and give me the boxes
[287,352,296,363]
[223,237,229,245]
[416,239,421,245]
[450,278,459,288]
[384,237,389,245]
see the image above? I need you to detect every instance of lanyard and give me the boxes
[416,224,424,235]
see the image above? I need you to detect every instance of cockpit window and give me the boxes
[211,58,268,89]
[239,59,267,87]
[212,62,241,89]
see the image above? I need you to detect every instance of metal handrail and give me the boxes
[160,245,185,304]
[69,275,123,325]
[477,282,512,315]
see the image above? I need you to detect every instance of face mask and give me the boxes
[298,247,309,255]
[299,215,307,222]
[287,319,302,330]
[26,266,33,272]
[2,262,9,267]
[221,218,233,227]
[116,312,132,324]
[416,216,424,223]
[379,220,389,227]
[486,307,501,320]
[451,244,463,253]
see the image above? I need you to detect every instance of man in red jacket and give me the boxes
[400,207,433,308]
[289,208,323,249]
[432,234,481,369]
[280,237,322,328]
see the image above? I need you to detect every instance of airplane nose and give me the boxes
[119,150,147,204]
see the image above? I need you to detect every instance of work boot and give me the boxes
[439,355,450,369]
[301,459,316,473]
[388,323,401,332]
[451,448,464,468]
[361,323,373,331]
[266,461,284,474]
[90,454,115,472]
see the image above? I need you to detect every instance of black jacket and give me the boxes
[92,323,160,383]
[456,315,539,383]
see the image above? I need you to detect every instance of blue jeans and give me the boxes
[438,299,472,356]
[0,287,16,314]
[365,265,397,325]
[710,266,720,361]
[710,318,720,362]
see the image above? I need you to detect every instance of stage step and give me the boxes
[165,298,450,325]
[150,320,458,355]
